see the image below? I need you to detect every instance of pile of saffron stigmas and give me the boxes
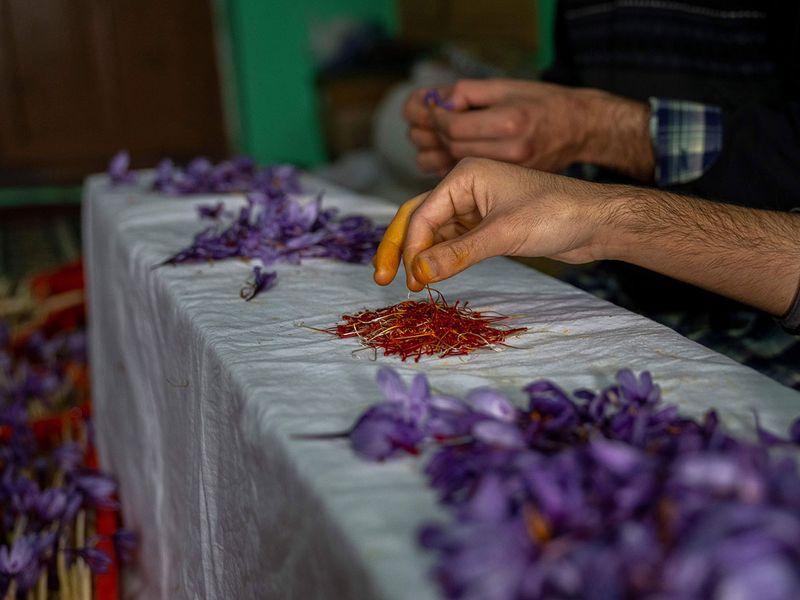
[107,151,385,302]
[346,367,800,599]
[325,290,527,361]
[0,320,135,598]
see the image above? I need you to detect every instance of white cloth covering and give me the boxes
[83,174,800,599]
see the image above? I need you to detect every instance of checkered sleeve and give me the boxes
[648,98,723,187]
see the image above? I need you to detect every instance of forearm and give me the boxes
[576,90,655,182]
[599,188,800,316]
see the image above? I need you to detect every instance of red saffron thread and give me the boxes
[323,288,527,362]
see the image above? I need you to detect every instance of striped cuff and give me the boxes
[649,97,723,187]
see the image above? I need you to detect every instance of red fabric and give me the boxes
[29,260,84,299]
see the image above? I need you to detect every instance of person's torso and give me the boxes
[558,0,797,107]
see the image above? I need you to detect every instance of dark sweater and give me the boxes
[545,0,800,211]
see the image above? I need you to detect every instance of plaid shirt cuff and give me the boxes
[648,97,723,186]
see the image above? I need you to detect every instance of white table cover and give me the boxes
[83,173,800,599]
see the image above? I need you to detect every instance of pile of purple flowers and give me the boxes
[108,152,385,300]
[349,368,800,599]
[162,190,384,269]
[0,323,86,424]
[0,321,134,597]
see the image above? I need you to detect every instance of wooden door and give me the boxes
[0,0,227,185]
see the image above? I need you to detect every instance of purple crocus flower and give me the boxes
[0,400,28,429]
[791,417,800,445]
[425,395,475,439]
[73,546,112,574]
[10,476,39,513]
[424,89,455,111]
[421,518,535,600]
[349,368,433,460]
[33,487,68,522]
[153,158,178,193]
[663,504,800,598]
[588,437,645,477]
[108,150,136,185]
[467,388,517,423]
[377,367,431,425]
[616,369,661,406]
[62,491,83,523]
[524,380,580,434]
[0,536,35,576]
[112,528,137,564]
[18,369,60,400]
[197,202,224,220]
[52,441,84,473]
[472,420,526,450]
[186,156,213,179]
[458,473,511,522]
[231,155,255,174]
[350,407,424,461]
[74,472,118,509]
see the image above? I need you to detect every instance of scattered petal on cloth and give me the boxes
[240,266,277,302]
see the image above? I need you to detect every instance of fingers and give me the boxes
[410,225,501,288]
[446,79,519,109]
[373,193,428,286]
[404,85,453,128]
[413,105,530,172]
[401,170,485,290]
[408,126,441,150]
[433,105,527,141]
[403,88,433,128]
[381,158,530,291]
[447,139,533,164]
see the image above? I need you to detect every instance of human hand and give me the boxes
[373,158,617,291]
[404,79,654,181]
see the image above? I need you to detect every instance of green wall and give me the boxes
[537,0,557,71]
[225,0,397,167]
[225,0,556,168]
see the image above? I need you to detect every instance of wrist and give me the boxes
[548,180,635,263]
[586,185,646,262]
[574,90,654,181]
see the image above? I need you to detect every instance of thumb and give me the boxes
[411,225,503,285]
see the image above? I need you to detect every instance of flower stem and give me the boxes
[57,534,73,600]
